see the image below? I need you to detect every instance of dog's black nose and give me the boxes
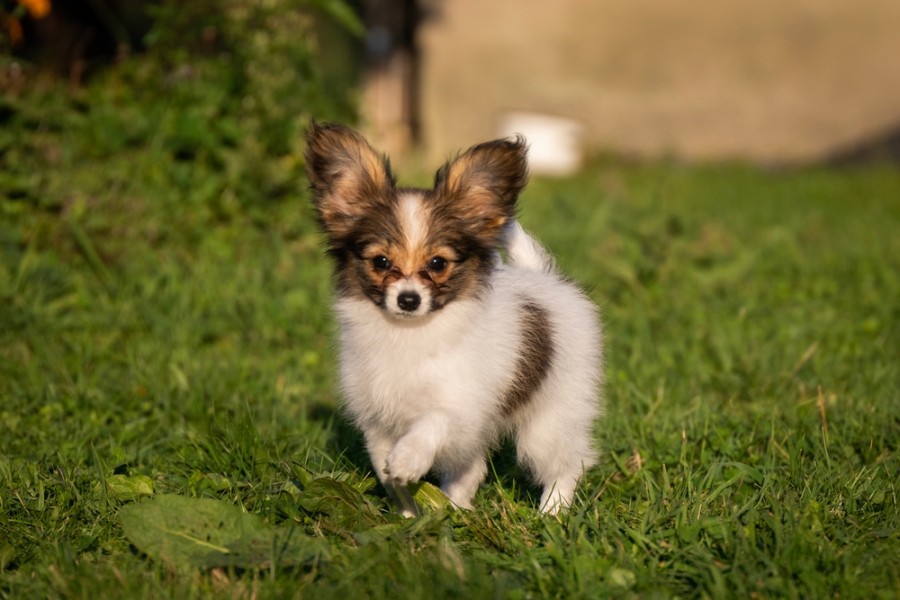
[397,292,421,312]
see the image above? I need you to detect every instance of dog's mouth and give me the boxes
[380,304,438,328]
[383,300,432,320]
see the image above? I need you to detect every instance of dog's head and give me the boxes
[306,122,528,319]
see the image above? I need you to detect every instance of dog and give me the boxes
[305,122,603,515]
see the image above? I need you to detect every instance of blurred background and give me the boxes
[2,0,899,173]
[411,0,900,169]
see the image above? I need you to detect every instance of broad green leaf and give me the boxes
[410,482,452,511]
[93,474,154,501]
[108,474,154,499]
[119,494,327,571]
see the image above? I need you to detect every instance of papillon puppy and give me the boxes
[306,122,602,515]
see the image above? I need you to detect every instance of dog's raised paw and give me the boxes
[384,443,430,485]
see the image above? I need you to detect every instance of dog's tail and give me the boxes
[503,221,557,274]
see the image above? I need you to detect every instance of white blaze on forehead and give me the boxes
[397,192,429,249]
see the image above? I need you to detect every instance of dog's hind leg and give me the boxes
[513,395,597,514]
[538,476,579,514]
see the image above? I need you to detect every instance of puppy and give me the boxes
[305,122,602,515]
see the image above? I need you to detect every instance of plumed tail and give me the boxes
[503,221,557,274]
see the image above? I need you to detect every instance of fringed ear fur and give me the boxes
[434,136,529,238]
[305,122,395,240]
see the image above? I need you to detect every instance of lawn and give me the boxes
[2,44,899,600]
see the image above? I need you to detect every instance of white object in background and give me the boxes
[497,112,584,176]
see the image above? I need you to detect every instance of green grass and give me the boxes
[2,81,899,597]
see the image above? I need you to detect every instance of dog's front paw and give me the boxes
[384,442,431,485]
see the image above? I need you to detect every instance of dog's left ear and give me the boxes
[434,136,528,237]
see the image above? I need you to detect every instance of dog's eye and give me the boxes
[428,256,448,273]
[372,255,392,271]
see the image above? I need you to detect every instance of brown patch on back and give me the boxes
[502,299,554,415]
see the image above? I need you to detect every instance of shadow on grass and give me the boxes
[308,401,371,475]
[486,439,543,509]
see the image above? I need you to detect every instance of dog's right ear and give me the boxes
[305,122,395,240]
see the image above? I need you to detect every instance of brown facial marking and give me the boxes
[502,299,555,415]
[307,123,529,314]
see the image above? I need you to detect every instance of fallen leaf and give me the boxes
[119,494,328,571]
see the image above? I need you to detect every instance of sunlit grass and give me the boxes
[1,76,899,596]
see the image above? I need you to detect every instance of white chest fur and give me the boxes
[335,294,520,438]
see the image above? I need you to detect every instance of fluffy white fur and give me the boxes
[306,123,603,515]
[336,218,602,515]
